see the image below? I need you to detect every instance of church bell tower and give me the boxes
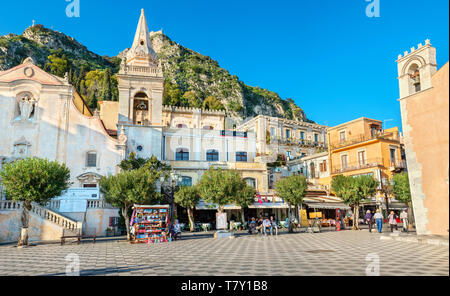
[117,9,164,126]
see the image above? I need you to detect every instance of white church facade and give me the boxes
[0,9,330,240]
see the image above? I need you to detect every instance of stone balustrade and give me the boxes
[120,64,162,77]
[86,199,113,209]
[0,200,81,231]
[0,200,21,211]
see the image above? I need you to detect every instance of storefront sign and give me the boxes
[299,209,308,227]
[216,212,227,230]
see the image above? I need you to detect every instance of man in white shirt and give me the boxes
[373,209,384,233]
[262,218,271,236]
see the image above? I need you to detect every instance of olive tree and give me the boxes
[0,157,71,246]
[174,185,201,232]
[331,175,378,230]
[392,172,414,229]
[275,175,308,233]
[232,178,257,224]
[197,168,235,214]
[197,168,256,229]
[100,168,161,241]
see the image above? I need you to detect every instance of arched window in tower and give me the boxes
[408,64,421,94]
[133,92,150,125]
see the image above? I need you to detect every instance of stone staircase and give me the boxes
[0,200,82,242]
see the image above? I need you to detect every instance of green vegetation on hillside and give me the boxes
[0,24,313,123]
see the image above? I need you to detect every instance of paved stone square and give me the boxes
[0,230,448,276]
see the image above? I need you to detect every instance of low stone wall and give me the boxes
[0,210,63,244]
[61,208,120,237]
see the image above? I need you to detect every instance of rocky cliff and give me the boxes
[0,25,312,122]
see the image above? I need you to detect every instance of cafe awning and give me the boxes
[195,200,241,210]
[305,202,351,210]
[248,203,291,209]
[381,202,408,210]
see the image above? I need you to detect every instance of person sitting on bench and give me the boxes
[172,220,182,240]
[263,217,272,236]
[255,217,264,235]
[248,217,256,234]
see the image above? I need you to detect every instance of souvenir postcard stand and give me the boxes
[133,205,170,244]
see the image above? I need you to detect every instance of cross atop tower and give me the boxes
[126,9,158,67]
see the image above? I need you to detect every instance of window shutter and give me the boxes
[87,153,97,167]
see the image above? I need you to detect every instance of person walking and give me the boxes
[400,210,409,233]
[373,209,384,233]
[365,210,373,233]
[388,211,398,232]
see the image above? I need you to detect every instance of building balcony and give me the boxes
[389,160,407,171]
[271,138,327,149]
[331,157,383,175]
[330,131,399,150]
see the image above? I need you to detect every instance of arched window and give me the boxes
[236,152,247,162]
[176,148,189,161]
[181,176,193,187]
[133,92,150,125]
[86,152,97,167]
[244,178,256,189]
[408,64,421,93]
[206,149,219,161]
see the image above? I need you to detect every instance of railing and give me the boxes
[120,64,162,76]
[331,157,383,174]
[390,160,407,169]
[330,131,398,150]
[0,200,21,210]
[86,199,113,209]
[272,138,327,149]
[308,184,329,191]
[0,200,81,231]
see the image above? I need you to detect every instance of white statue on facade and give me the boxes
[18,95,35,120]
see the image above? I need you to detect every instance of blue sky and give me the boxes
[0,0,448,130]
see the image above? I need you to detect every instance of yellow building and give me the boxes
[327,117,405,202]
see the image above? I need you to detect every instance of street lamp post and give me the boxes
[379,176,392,216]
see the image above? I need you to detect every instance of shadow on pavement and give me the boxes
[40,265,161,276]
